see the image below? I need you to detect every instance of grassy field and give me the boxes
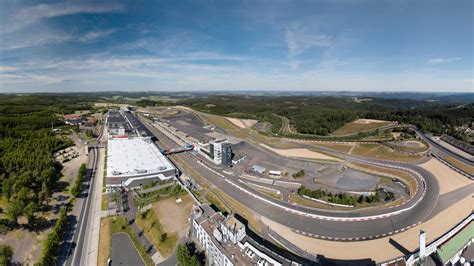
[253,187,283,201]
[101,194,108,211]
[289,194,346,210]
[97,217,111,266]
[351,143,423,161]
[109,216,154,266]
[136,208,179,257]
[332,119,391,136]
[311,142,354,153]
[204,192,230,214]
[443,156,474,175]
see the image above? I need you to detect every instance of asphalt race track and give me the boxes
[136,112,470,241]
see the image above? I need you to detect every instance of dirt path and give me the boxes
[348,144,356,154]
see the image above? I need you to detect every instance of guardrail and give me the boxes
[432,155,473,180]
[266,227,319,263]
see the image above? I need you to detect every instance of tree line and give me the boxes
[182,96,474,140]
[70,164,87,197]
[0,96,90,226]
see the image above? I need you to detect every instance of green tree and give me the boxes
[177,244,201,266]
[0,244,13,265]
[25,201,38,226]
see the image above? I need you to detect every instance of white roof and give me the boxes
[106,137,175,178]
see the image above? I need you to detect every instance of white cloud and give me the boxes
[284,27,331,70]
[426,57,462,65]
[79,29,118,42]
[1,30,73,50]
[0,73,62,86]
[0,66,17,72]
[3,2,124,34]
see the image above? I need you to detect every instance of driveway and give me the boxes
[111,233,145,266]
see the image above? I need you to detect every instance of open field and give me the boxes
[443,156,474,176]
[332,119,391,136]
[152,194,194,236]
[260,143,340,162]
[262,193,473,263]
[311,142,355,153]
[136,208,179,257]
[97,217,111,266]
[350,143,423,161]
[420,158,472,195]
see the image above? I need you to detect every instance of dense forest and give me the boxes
[181,95,474,139]
[0,95,91,225]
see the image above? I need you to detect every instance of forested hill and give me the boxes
[0,95,90,225]
[181,95,474,137]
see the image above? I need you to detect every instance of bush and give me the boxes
[292,169,305,178]
[171,184,184,196]
[160,233,168,242]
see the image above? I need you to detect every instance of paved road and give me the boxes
[64,126,104,266]
[63,146,99,266]
[414,128,474,166]
[111,233,145,266]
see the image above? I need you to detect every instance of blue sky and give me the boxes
[0,0,472,92]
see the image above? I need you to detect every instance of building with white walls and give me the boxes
[190,204,293,266]
[197,139,233,165]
